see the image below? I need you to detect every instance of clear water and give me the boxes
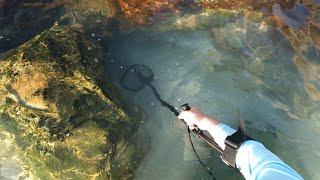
[1,3,320,179]
[105,19,320,179]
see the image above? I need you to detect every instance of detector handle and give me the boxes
[181,103,224,154]
[181,103,191,111]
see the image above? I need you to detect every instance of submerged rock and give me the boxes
[272,3,309,29]
[0,1,65,53]
[117,0,195,25]
[0,25,149,179]
[0,0,120,53]
[0,0,18,24]
[116,0,297,27]
[270,1,320,110]
[271,1,320,51]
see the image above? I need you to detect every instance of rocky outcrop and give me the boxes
[0,25,149,179]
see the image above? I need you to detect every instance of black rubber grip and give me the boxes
[181,103,191,111]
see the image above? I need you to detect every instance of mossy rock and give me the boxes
[0,25,149,179]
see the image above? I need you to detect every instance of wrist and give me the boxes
[200,117,220,131]
[207,124,237,150]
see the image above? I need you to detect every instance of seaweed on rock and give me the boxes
[0,25,150,179]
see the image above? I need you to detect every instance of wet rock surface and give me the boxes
[0,25,150,179]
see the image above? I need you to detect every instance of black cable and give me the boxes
[147,83,179,116]
[188,128,216,180]
[148,82,216,179]
[146,82,216,179]
[120,64,216,179]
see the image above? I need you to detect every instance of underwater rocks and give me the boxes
[271,1,320,51]
[210,16,278,71]
[116,0,298,26]
[117,0,197,25]
[272,3,309,29]
[197,0,296,10]
[0,1,65,53]
[271,1,320,103]
[0,0,310,53]
[170,9,239,31]
[0,25,149,179]
[0,0,18,24]
[134,8,239,33]
[209,13,319,120]
[61,0,118,17]
[0,0,120,54]
[117,0,269,26]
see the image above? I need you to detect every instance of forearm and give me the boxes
[207,123,236,150]
[236,140,303,179]
[207,124,303,180]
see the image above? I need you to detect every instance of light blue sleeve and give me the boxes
[207,124,303,180]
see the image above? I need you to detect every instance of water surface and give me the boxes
[1,2,320,179]
[106,17,320,179]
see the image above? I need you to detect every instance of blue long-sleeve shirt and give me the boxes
[207,124,303,180]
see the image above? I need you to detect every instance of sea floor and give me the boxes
[105,21,320,179]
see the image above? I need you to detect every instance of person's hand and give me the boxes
[178,107,220,131]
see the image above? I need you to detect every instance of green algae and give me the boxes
[0,25,149,179]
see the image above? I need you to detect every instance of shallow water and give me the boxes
[105,19,320,179]
[1,2,320,179]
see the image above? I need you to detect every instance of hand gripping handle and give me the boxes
[181,103,203,134]
[180,103,223,154]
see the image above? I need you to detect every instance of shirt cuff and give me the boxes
[207,123,236,150]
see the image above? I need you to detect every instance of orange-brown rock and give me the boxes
[118,0,183,25]
[116,0,298,26]
[271,1,320,52]
[199,0,296,10]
